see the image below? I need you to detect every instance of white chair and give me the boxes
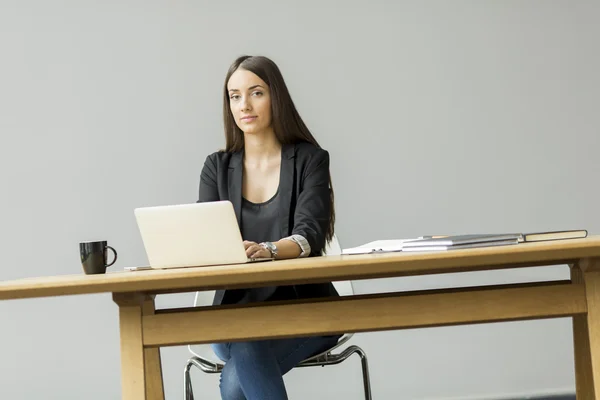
[183,235,372,399]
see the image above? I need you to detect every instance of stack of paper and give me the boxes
[341,230,588,255]
[341,239,419,255]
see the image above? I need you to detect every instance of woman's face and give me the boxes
[227,68,273,135]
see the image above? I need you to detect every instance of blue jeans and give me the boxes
[211,335,339,400]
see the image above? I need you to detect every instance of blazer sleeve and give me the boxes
[291,149,331,256]
[197,154,220,203]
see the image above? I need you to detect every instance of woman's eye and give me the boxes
[252,91,263,97]
[230,94,240,100]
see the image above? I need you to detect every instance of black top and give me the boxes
[197,142,339,306]
[228,188,298,304]
[241,188,281,244]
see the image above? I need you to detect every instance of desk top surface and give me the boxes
[2,236,599,300]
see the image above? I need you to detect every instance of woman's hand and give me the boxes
[244,241,272,259]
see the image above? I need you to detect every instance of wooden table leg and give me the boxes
[571,264,595,399]
[142,296,165,400]
[572,258,600,399]
[114,293,147,400]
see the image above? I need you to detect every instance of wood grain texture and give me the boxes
[582,258,600,398]
[113,293,146,400]
[571,263,596,399]
[142,297,164,400]
[142,281,587,347]
[2,237,600,300]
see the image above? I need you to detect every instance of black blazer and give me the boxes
[197,141,339,305]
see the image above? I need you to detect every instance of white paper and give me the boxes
[342,238,421,255]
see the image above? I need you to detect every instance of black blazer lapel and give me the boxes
[228,151,243,228]
[278,143,296,238]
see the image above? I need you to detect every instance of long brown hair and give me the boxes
[222,55,335,245]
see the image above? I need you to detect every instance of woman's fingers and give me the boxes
[243,242,271,258]
[246,244,261,258]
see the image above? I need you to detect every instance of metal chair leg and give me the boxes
[344,345,372,400]
[355,347,372,400]
[183,361,194,400]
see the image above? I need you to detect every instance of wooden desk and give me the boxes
[2,237,600,399]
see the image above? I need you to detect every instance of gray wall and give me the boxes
[1,1,598,399]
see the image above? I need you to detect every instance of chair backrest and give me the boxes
[324,235,354,297]
[193,289,217,308]
[188,290,220,361]
[323,234,342,256]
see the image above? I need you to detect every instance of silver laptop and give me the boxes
[133,200,273,269]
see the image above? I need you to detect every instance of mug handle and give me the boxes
[106,246,118,267]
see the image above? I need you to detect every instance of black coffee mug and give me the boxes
[80,241,118,274]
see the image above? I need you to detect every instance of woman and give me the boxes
[197,55,341,400]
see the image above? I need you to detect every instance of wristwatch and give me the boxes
[260,241,278,258]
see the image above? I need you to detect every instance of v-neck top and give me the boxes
[240,187,281,243]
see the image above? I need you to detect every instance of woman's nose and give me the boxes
[240,96,251,112]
